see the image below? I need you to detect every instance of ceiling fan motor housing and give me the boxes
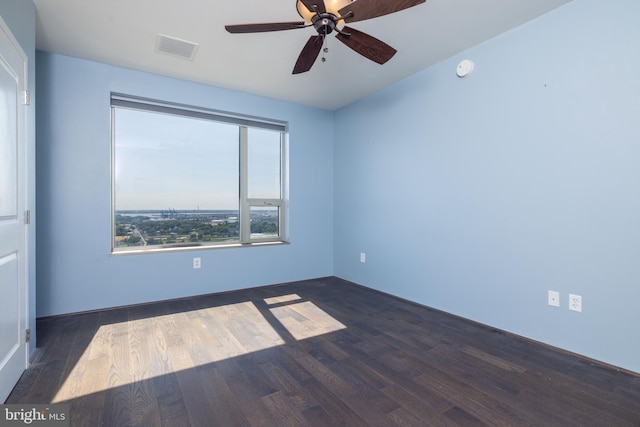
[312,14,338,35]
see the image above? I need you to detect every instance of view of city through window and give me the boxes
[112,96,284,251]
[115,208,279,248]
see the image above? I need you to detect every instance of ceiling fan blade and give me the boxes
[293,35,324,74]
[299,0,326,14]
[335,26,396,64]
[338,0,426,23]
[225,22,306,33]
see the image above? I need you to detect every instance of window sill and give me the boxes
[110,240,289,256]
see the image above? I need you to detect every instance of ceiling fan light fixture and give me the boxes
[296,0,353,23]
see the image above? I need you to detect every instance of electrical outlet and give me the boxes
[548,290,560,307]
[569,294,582,312]
[193,257,201,269]
[360,252,366,263]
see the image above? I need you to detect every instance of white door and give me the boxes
[0,16,28,403]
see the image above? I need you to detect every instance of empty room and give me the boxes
[1,0,639,425]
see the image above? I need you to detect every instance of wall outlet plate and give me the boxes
[569,294,582,312]
[193,257,201,269]
[548,290,560,307]
[360,252,366,263]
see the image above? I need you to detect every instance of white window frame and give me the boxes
[110,94,288,253]
[239,126,286,243]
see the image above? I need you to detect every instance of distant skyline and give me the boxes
[114,108,281,210]
[116,208,238,213]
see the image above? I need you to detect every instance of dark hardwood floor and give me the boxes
[6,277,640,426]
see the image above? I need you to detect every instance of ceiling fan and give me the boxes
[225,0,426,74]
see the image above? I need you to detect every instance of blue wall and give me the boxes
[36,52,334,316]
[334,0,640,373]
[0,0,37,353]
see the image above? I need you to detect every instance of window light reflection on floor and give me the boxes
[265,295,346,341]
[52,295,345,403]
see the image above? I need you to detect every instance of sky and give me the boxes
[114,107,281,211]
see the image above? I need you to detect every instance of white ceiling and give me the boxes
[33,0,571,110]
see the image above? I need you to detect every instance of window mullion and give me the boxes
[239,126,250,243]
[279,132,286,241]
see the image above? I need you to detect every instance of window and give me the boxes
[111,94,286,253]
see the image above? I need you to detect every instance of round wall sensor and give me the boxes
[456,60,474,78]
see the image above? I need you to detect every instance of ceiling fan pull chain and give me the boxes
[321,27,328,62]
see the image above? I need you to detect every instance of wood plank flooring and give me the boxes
[6,277,640,426]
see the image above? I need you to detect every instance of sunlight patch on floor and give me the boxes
[53,301,284,403]
[268,301,346,340]
[263,293,301,305]
[52,296,345,403]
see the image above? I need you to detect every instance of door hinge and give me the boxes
[21,90,30,106]
[25,329,31,343]
[24,210,31,225]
